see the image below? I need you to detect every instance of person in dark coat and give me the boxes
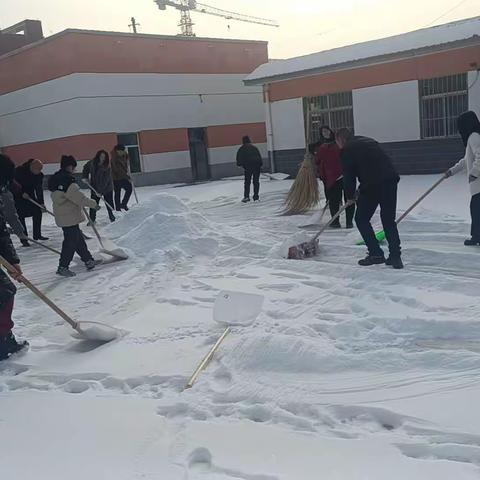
[315,126,355,228]
[14,159,48,241]
[82,150,115,223]
[0,155,29,246]
[0,191,28,360]
[236,136,263,203]
[336,128,403,269]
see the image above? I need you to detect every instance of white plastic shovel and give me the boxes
[185,290,264,389]
[0,256,120,342]
[82,208,129,260]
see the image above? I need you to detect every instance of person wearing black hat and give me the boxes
[236,136,263,203]
[48,155,101,278]
[446,111,480,245]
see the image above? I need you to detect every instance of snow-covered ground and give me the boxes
[2,174,480,479]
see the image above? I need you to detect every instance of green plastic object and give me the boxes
[356,230,386,245]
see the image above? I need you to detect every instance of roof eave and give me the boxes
[244,36,480,86]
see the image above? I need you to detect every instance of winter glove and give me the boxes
[469,175,477,183]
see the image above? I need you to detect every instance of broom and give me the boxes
[283,101,320,215]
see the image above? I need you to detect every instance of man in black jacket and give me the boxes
[14,159,48,241]
[336,129,403,269]
[0,192,28,360]
[236,136,263,203]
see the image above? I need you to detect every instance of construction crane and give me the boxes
[155,0,279,37]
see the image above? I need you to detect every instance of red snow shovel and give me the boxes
[288,200,355,260]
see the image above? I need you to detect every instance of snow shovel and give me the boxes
[262,172,290,181]
[27,237,61,256]
[82,179,116,213]
[0,255,119,342]
[185,290,264,390]
[25,195,92,240]
[356,175,447,245]
[82,208,129,260]
[288,200,355,259]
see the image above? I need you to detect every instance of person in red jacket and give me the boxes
[315,126,355,228]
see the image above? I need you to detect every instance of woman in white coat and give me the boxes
[446,111,480,245]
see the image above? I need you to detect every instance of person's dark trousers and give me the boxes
[327,179,356,227]
[90,191,115,221]
[19,208,43,239]
[244,167,261,200]
[355,179,401,258]
[470,193,480,240]
[59,225,93,268]
[114,179,133,210]
[0,270,16,336]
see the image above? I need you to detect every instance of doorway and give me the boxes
[188,128,210,182]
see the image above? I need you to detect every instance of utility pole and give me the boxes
[129,17,140,34]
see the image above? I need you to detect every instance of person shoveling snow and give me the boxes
[48,155,104,277]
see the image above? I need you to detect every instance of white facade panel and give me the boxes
[353,80,421,142]
[0,73,265,147]
[0,92,265,147]
[0,73,262,115]
[142,151,191,173]
[208,143,267,166]
[469,70,480,116]
[270,98,305,151]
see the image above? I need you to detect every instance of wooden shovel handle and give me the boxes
[185,327,231,390]
[24,195,55,217]
[83,180,116,213]
[312,200,355,242]
[0,255,78,330]
[82,207,105,249]
[396,175,447,225]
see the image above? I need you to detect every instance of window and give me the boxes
[305,92,354,143]
[117,133,142,173]
[420,74,468,139]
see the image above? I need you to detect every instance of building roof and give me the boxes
[0,28,267,61]
[245,16,480,85]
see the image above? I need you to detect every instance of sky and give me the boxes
[1,0,479,58]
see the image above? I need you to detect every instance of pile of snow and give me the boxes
[104,193,219,259]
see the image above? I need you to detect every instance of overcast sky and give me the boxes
[2,0,479,58]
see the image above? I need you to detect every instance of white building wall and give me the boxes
[0,73,265,147]
[270,98,305,151]
[353,80,421,142]
[469,70,480,116]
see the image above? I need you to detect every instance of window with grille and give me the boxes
[304,92,354,143]
[420,74,469,139]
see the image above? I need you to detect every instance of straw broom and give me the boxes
[283,102,320,215]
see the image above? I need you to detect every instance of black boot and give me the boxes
[358,254,385,266]
[386,256,404,270]
[464,238,480,246]
[0,332,29,360]
[34,235,49,241]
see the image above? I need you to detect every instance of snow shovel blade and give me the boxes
[71,321,120,342]
[100,238,129,260]
[288,239,319,260]
[214,290,264,326]
[356,230,386,246]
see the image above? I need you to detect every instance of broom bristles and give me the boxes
[283,152,320,215]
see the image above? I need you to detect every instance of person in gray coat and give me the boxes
[82,150,115,223]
